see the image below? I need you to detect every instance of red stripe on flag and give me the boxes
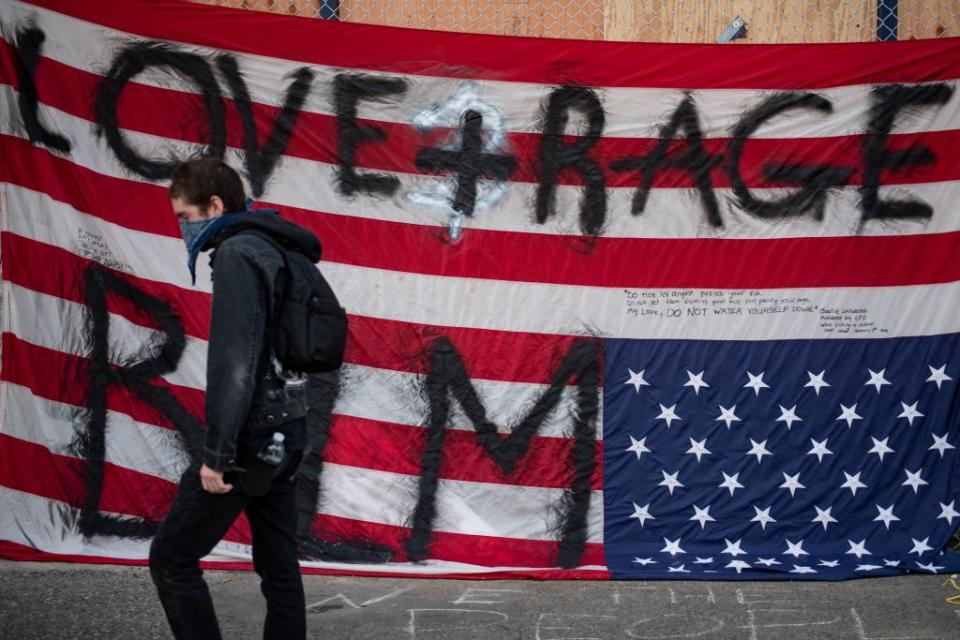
[298,207,960,289]
[1,332,206,429]
[2,42,959,188]
[20,0,960,89]
[0,431,250,548]
[0,541,611,579]
[305,513,606,568]
[0,433,605,569]
[5,143,960,290]
[0,135,177,238]
[327,414,603,491]
[2,232,589,385]
[0,230,211,339]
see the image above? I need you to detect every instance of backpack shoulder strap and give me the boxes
[236,228,289,263]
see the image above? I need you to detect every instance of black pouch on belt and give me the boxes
[230,384,308,497]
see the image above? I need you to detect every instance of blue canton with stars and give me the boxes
[603,334,960,580]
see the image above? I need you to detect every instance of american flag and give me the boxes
[0,0,958,579]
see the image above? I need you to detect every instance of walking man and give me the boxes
[150,158,322,639]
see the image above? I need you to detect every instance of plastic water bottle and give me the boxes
[257,432,285,465]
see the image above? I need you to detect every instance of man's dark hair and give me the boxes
[168,158,246,213]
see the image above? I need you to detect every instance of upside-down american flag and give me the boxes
[1,0,960,580]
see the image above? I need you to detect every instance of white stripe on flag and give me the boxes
[6,283,594,439]
[8,187,960,342]
[2,381,188,483]
[316,461,604,543]
[0,486,604,574]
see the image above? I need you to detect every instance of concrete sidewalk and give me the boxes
[1,560,959,639]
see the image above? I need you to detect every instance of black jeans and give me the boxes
[149,452,306,640]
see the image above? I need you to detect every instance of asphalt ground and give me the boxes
[1,560,959,639]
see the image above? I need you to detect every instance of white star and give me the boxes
[718,471,745,497]
[746,438,772,464]
[661,537,685,556]
[909,537,933,556]
[902,468,929,494]
[684,370,710,395]
[841,471,867,496]
[812,505,838,531]
[865,368,892,393]
[686,437,712,462]
[751,505,777,531]
[755,557,781,567]
[868,436,894,462]
[658,469,685,495]
[938,500,960,526]
[693,556,714,565]
[897,401,924,426]
[836,403,863,428]
[846,539,871,559]
[807,438,833,463]
[804,370,830,395]
[690,505,716,529]
[929,433,955,458]
[726,560,750,574]
[784,539,809,558]
[722,538,747,557]
[715,405,741,429]
[625,368,650,393]
[790,565,817,574]
[743,371,770,396]
[656,403,681,428]
[883,559,901,567]
[916,561,945,573]
[776,405,802,430]
[855,564,882,572]
[633,557,656,566]
[873,504,900,529]
[629,502,655,527]
[779,472,805,497]
[667,564,690,573]
[926,364,952,389]
[625,435,651,460]
[818,559,840,568]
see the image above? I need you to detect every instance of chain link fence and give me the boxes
[192,1,958,42]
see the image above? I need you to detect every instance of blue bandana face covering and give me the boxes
[179,215,240,284]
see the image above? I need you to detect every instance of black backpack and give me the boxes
[244,230,347,373]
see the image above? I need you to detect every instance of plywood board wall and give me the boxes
[899,0,960,39]
[603,0,875,43]
[190,0,959,43]
[339,1,605,40]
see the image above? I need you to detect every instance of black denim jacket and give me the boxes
[200,212,322,471]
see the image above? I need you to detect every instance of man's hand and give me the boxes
[200,463,234,494]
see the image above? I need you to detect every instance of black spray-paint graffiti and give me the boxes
[294,369,394,564]
[726,92,854,222]
[408,82,514,240]
[75,266,601,567]
[76,266,203,538]
[415,108,517,217]
[216,56,315,198]
[611,93,722,227]
[333,73,408,197]
[536,85,608,237]
[405,336,601,568]
[14,28,952,238]
[861,83,953,223]
[93,41,313,196]
[13,26,71,154]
